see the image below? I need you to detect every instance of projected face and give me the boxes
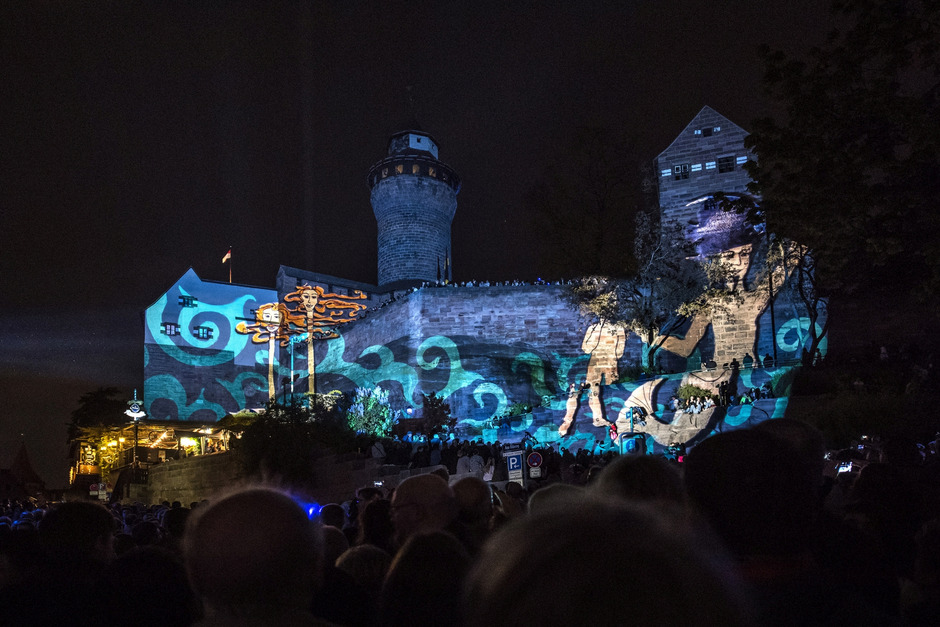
[300,288,319,315]
[724,244,753,290]
[260,306,281,325]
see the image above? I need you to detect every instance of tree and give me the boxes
[232,398,357,489]
[714,191,830,367]
[572,210,737,368]
[744,0,940,306]
[346,386,396,438]
[419,392,455,441]
[525,127,654,278]
[772,238,830,366]
[67,387,126,443]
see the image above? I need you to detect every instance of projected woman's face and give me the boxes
[300,289,319,312]
[260,306,281,325]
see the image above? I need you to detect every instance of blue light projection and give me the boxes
[144,267,814,453]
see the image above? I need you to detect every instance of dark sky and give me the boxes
[0,1,833,486]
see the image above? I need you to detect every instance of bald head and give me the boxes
[391,474,457,547]
[184,488,322,613]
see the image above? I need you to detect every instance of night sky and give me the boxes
[0,1,833,486]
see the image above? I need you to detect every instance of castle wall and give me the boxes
[314,284,639,422]
[136,451,241,505]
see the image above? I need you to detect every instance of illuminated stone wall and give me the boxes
[144,268,817,452]
[312,284,644,422]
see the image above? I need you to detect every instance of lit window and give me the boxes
[673,164,690,180]
[162,322,180,336]
[395,164,403,174]
[694,129,702,135]
[193,326,213,340]
[661,168,671,177]
[736,156,748,165]
[382,168,388,178]
[179,296,197,308]
[718,156,735,173]
[428,166,436,177]
[412,164,420,174]
[691,164,702,172]
[705,161,716,170]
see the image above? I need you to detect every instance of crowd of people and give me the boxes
[2,419,940,626]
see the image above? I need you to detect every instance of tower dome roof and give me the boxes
[386,128,440,159]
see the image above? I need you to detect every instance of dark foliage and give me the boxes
[67,387,126,442]
[231,398,359,490]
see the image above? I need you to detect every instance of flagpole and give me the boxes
[223,247,233,283]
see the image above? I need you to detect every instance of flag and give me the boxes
[222,249,232,264]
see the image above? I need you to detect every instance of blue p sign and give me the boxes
[507,454,521,471]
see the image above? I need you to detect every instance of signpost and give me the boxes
[503,448,525,486]
[125,390,147,471]
[527,451,543,479]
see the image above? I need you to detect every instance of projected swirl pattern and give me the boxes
[145,270,816,452]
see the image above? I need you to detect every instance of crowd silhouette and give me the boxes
[2,419,939,626]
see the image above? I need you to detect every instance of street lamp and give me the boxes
[125,389,147,467]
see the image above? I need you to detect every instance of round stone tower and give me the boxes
[368,128,460,287]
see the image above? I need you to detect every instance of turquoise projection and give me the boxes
[144,269,814,453]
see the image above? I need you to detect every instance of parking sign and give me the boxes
[504,450,525,482]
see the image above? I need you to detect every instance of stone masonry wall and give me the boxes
[137,452,241,505]
[371,176,457,286]
[319,284,647,420]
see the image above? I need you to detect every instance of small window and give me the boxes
[673,164,690,180]
[395,164,403,174]
[193,326,213,340]
[690,164,702,172]
[660,168,672,177]
[179,296,197,308]
[162,322,180,336]
[382,168,388,178]
[702,127,713,137]
[718,156,735,173]
[428,166,436,177]
[736,156,748,165]
[705,161,716,170]
[694,129,702,135]
[412,164,420,174]
[442,172,448,182]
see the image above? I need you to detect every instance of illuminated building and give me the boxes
[143,111,824,453]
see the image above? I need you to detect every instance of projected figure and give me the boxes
[283,285,367,393]
[558,381,587,435]
[560,319,625,438]
[657,243,789,364]
[235,303,291,400]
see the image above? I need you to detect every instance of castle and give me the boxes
[143,107,824,453]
